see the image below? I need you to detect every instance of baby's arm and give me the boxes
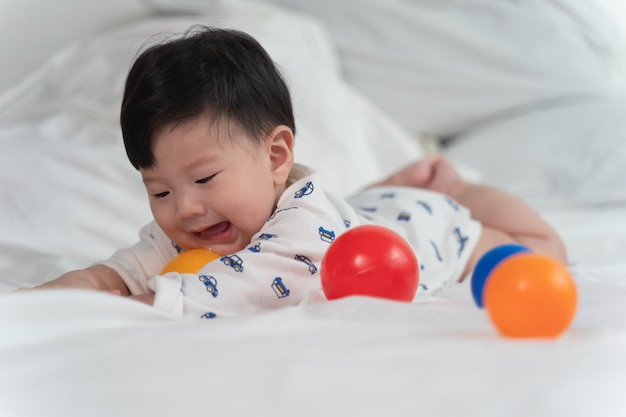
[26,221,172,296]
[26,264,131,295]
[376,154,567,274]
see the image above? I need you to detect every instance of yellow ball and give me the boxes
[161,249,221,274]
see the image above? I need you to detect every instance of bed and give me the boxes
[1,0,626,415]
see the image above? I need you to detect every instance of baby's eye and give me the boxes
[196,173,217,184]
[153,191,170,198]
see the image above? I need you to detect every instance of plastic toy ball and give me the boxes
[471,244,531,308]
[484,253,578,339]
[320,225,419,302]
[161,248,221,274]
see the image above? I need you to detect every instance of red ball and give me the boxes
[321,225,419,302]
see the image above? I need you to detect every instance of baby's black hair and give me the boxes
[121,26,295,169]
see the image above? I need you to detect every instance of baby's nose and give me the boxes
[176,194,206,219]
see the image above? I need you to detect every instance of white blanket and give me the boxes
[2,278,626,416]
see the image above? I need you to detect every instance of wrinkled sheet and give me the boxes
[1,275,626,417]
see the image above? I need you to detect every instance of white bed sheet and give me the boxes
[1,267,626,417]
[1,1,626,416]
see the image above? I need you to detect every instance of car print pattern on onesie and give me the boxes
[198,275,218,297]
[294,254,318,275]
[220,255,244,272]
[346,189,475,296]
[295,181,314,198]
[272,277,290,298]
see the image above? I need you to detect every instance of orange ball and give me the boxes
[484,253,577,339]
[161,249,221,274]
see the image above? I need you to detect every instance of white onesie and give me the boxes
[99,164,480,318]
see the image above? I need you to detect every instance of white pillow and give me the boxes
[0,0,426,272]
[239,0,626,137]
[444,95,626,207]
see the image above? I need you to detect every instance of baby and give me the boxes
[32,27,566,317]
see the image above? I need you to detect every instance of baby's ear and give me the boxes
[265,125,294,186]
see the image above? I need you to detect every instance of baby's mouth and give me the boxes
[194,221,231,241]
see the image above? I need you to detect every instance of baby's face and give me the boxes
[140,116,288,255]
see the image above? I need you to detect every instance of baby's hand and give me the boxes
[411,154,465,195]
[106,289,154,306]
[28,269,101,291]
[127,294,156,305]
[376,154,466,197]
[23,265,130,296]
